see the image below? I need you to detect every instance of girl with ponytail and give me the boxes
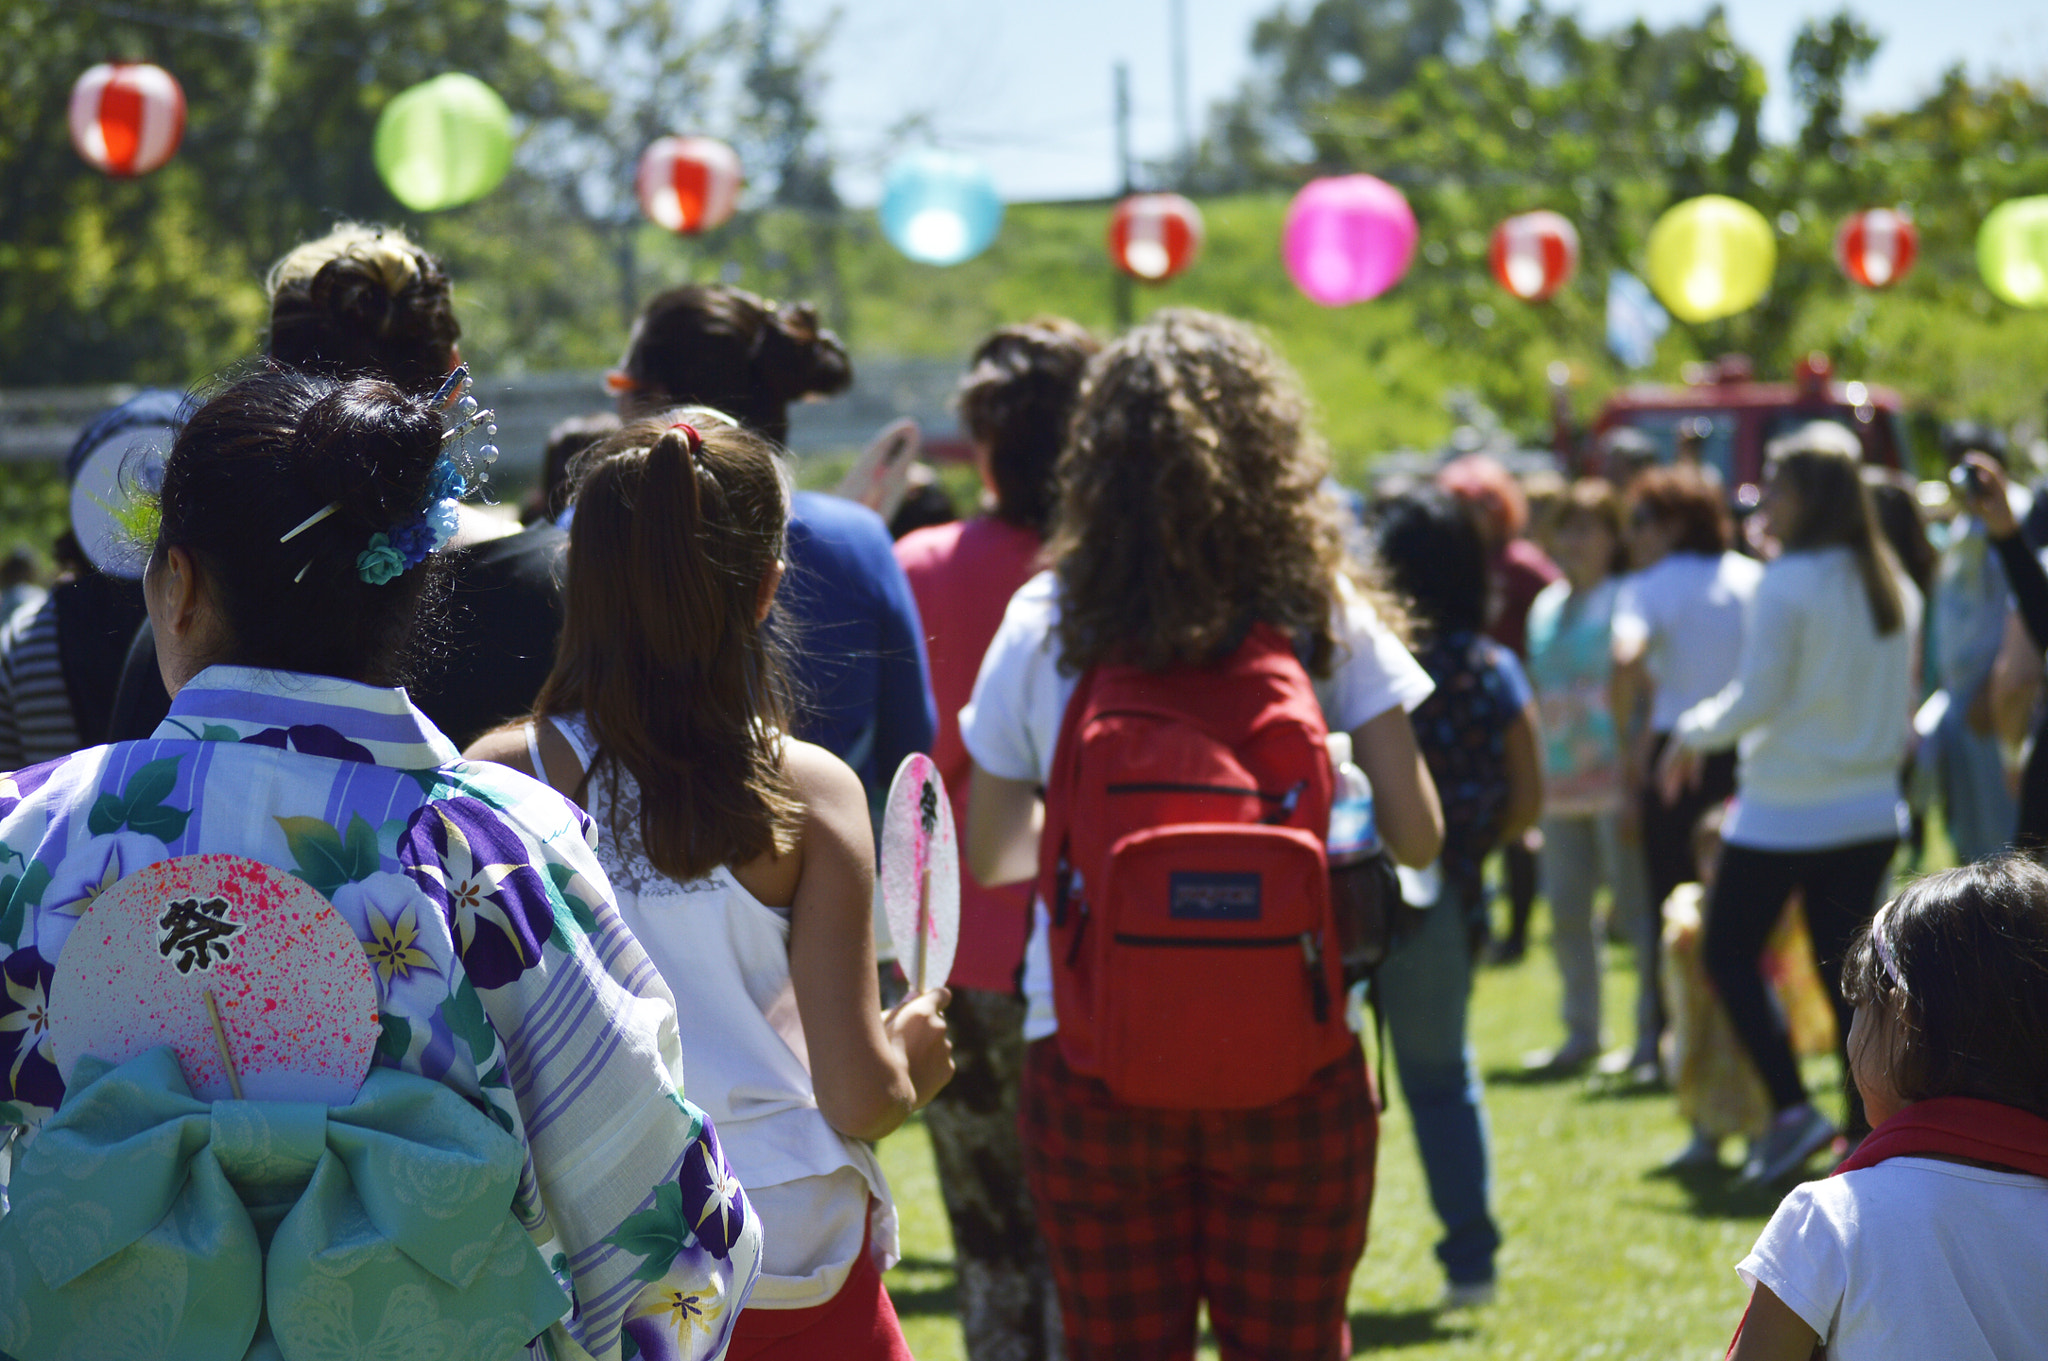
[1658,421,1921,1184]
[470,412,953,1361]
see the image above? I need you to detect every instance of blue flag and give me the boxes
[1607,271,1669,370]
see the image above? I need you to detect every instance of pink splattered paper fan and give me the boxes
[49,853,381,1104]
[878,752,959,996]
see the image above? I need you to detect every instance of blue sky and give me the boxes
[786,0,2048,203]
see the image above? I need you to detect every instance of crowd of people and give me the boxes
[0,220,2043,1361]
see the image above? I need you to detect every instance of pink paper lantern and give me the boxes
[1282,175,1418,306]
[1489,210,1580,302]
[68,62,186,177]
[636,135,743,235]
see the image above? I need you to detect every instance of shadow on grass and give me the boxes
[1482,1061,1595,1087]
[1348,1308,1478,1351]
[1633,1162,1812,1220]
[885,1255,959,1317]
[1477,1062,1670,1101]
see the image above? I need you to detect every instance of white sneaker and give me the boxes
[1437,1281,1497,1310]
[1522,1035,1600,1073]
[1739,1104,1836,1185]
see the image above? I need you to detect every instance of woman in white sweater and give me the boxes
[1659,423,1919,1184]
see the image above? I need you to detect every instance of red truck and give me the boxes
[1576,353,1915,499]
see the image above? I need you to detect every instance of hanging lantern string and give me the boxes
[42,0,2040,216]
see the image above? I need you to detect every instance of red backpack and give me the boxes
[1036,624,1352,1109]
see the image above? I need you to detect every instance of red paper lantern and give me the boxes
[1489,210,1579,302]
[636,136,743,234]
[1834,208,1919,289]
[68,62,185,177]
[1108,193,1204,282]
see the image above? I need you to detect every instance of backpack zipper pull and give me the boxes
[1300,932,1330,1023]
[1265,779,1309,825]
[1064,843,1081,929]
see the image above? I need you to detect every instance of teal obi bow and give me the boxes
[0,1048,569,1361]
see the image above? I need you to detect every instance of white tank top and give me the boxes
[540,713,896,1307]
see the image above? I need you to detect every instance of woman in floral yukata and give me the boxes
[0,370,761,1360]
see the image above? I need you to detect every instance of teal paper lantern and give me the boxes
[879,151,1003,266]
[1979,197,2048,309]
[374,73,513,213]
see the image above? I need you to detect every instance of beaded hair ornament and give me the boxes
[1871,897,1909,995]
[277,365,500,584]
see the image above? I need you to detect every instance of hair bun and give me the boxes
[309,254,403,340]
[754,303,852,403]
[267,225,460,396]
[293,379,442,529]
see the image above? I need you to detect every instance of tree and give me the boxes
[1191,0,1487,189]
[1254,5,1770,415]
[1188,0,2048,440]
[0,0,576,385]
[0,0,843,385]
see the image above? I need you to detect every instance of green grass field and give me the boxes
[872,843,1945,1360]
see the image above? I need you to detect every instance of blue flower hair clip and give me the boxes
[282,366,498,586]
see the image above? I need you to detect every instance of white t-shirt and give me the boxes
[1674,547,1921,850]
[1737,1157,2048,1360]
[1613,551,1763,732]
[959,570,1435,1040]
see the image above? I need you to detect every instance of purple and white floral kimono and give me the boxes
[0,666,761,1361]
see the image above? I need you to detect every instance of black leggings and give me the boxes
[1701,837,1896,1134]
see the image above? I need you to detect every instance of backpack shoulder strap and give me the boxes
[1035,664,1099,915]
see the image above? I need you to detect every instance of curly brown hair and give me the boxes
[1049,309,1369,677]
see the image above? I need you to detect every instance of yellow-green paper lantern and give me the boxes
[1979,197,2048,309]
[1645,195,1776,324]
[374,73,513,213]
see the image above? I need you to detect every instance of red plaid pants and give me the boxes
[1020,1039,1377,1361]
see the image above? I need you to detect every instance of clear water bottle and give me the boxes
[1326,732,1379,862]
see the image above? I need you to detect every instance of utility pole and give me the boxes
[1170,0,1192,180]
[1114,61,1133,328]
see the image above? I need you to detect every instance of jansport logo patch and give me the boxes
[1168,871,1262,921]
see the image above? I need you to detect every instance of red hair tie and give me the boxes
[669,420,702,457]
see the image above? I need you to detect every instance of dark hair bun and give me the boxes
[296,381,442,530]
[266,226,460,397]
[310,254,403,342]
[754,302,851,404]
[156,369,450,685]
[625,285,850,445]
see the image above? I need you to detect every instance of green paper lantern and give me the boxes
[373,73,513,213]
[1979,197,2048,309]
[1645,195,1776,324]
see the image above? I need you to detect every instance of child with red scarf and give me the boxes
[1726,854,2048,1360]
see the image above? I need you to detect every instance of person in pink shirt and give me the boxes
[893,317,1098,1361]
